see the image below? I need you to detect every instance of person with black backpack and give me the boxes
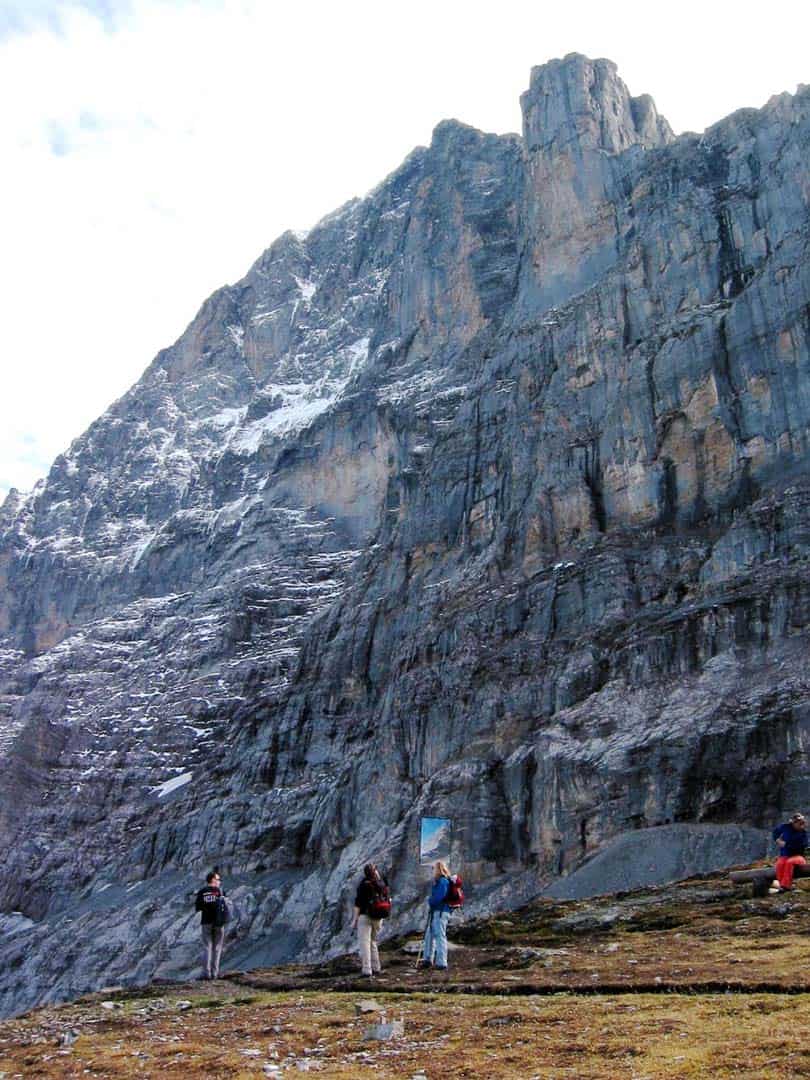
[351,863,391,977]
[195,869,231,980]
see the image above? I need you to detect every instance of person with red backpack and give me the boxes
[418,860,463,970]
[351,863,391,977]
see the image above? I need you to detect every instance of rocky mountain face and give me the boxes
[2,53,810,1018]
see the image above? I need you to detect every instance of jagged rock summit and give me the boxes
[521,53,673,153]
[2,53,810,1019]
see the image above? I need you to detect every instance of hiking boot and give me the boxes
[416,960,432,970]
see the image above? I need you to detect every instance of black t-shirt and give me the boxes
[195,885,222,925]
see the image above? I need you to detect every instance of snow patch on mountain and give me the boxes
[293,275,317,303]
[206,406,248,430]
[227,325,245,352]
[222,335,372,453]
[152,771,192,799]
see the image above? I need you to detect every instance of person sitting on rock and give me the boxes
[418,860,452,970]
[351,863,390,978]
[771,812,808,892]
[195,869,231,979]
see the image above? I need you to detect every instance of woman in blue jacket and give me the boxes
[419,860,452,970]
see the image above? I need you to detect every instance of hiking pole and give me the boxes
[414,911,431,970]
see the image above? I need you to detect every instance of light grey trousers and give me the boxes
[356,914,382,975]
[201,925,225,978]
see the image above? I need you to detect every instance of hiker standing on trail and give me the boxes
[418,860,458,971]
[195,869,231,979]
[771,812,808,892]
[352,863,391,977]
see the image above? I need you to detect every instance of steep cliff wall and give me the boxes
[2,54,810,1017]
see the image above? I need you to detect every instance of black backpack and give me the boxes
[213,895,231,927]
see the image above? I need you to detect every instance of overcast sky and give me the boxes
[2,0,809,500]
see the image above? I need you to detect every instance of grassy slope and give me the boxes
[3,867,810,1078]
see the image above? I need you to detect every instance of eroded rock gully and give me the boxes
[2,54,810,1017]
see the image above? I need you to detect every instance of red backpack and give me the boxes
[368,880,392,919]
[446,874,464,909]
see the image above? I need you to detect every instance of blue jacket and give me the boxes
[428,875,451,912]
[773,823,808,858]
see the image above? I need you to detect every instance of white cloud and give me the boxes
[1,0,809,500]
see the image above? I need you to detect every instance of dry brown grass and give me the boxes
[4,871,809,1077]
[2,987,810,1078]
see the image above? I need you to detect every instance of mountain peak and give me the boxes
[521,53,673,154]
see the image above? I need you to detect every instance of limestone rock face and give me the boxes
[521,53,673,154]
[2,54,810,1017]
[519,54,674,315]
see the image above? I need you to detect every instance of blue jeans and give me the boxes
[423,909,450,967]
